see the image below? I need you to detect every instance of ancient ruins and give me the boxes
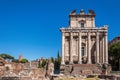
[60,9,110,75]
[0,9,120,80]
[60,9,108,65]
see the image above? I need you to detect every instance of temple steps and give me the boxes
[72,64,102,75]
[60,64,102,75]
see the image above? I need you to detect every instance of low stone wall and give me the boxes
[0,62,46,80]
[0,77,19,80]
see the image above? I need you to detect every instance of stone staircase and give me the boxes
[72,64,102,75]
[60,64,102,75]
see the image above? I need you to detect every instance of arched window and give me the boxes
[79,20,85,28]
[81,23,84,28]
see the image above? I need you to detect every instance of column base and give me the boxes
[61,61,65,65]
[78,61,82,64]
[87,61,91,64]
[105,61,108,64]
[69,61,73,64]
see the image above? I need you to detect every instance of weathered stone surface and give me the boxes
[60,64,102,75]
[0,61,47,80]
[60,9,108,65]
[0,57,6,66]
[0,67,6,77]
[1,77,19,80]
[45,59,54,77]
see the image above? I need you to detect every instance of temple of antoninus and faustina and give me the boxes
[60,9,108,65]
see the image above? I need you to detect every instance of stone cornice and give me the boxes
[69,14,96,18]
[60,27,108,33]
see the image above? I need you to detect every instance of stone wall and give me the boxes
[0,62,46,80]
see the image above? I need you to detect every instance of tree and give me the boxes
[54,51,61,70]
[20,58,28,63]
[108,41,120,70]
[12,59,19,63]
[38,59,47,68]
[57,52,61,63]
[0,53,14,62]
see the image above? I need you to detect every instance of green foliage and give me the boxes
[38,59,47,68]
[109,41,120,70]
[54,51,61,70]
[12,58,28,63]
[54,59,61,70]
[57,52,61,63]
[41,59,47,68]
[0,53,14,61]
[0,53,29,63]
[12,59,19,63]
[20,58,28,63]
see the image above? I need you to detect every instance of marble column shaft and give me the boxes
[87,32,91,64]
[70,32,73,64]
[104,33,108,63]
[96,32,99,63]
[61,32,65,64]
[78,32,82,64]
[102,36,105,63]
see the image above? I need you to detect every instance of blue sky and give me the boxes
[0,0,120,60]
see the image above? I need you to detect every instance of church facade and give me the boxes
[60,9,108,65]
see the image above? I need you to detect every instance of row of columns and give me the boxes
[61,32,108,65]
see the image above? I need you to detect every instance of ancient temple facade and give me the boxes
[60,9,108,65]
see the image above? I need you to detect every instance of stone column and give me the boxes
[87,32,91,64]
[78,32,82,64]
[61,32,65,65]
[102,36,105,63]
[85,39,87,56]
[70,32,73,64]
[104,33,108,63]
[96,32,99,63]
